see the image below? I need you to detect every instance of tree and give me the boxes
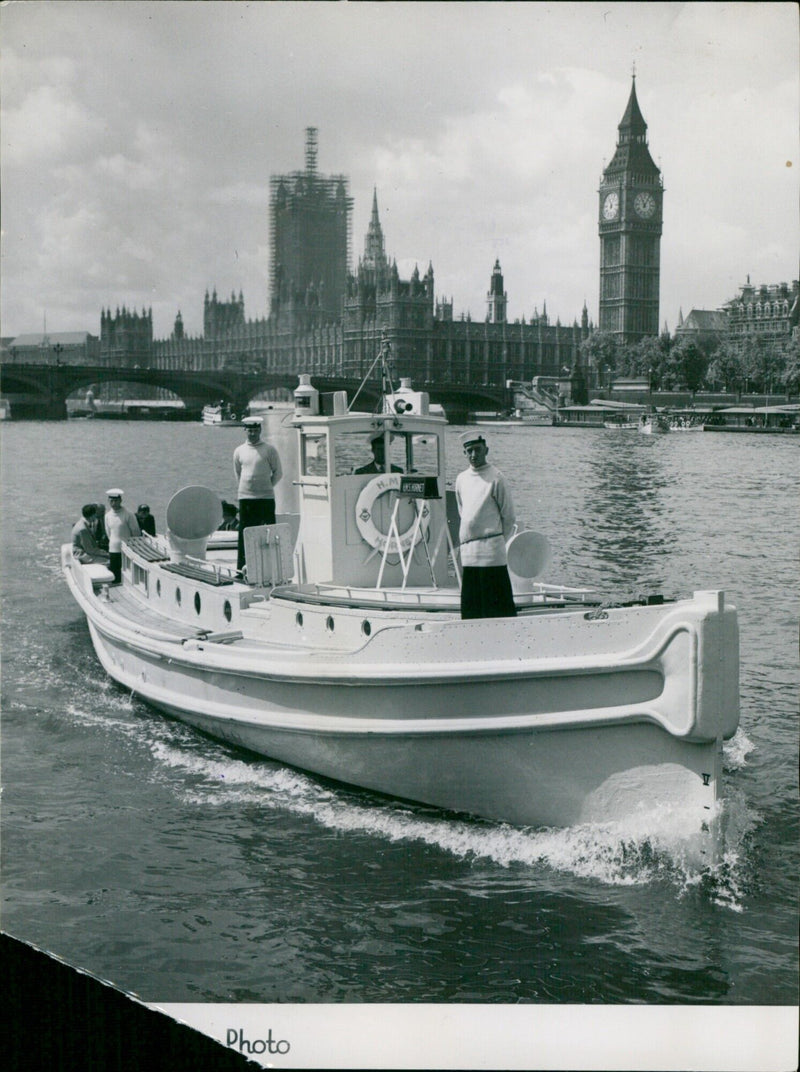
[671,340,709,392]
[706,341,744,393]
[571,364,589,406]
[776,336,800,396]
[578,331,617,379]
[621,334,672,384]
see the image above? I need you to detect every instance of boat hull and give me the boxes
[75,578,737,830]
[144,684,721,830]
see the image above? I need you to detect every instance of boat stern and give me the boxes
[689,590,740,743]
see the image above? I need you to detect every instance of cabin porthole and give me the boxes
[175,587,182,605]
[194,592,202,614]
[295,611,304,629]
[223,600,232,623]
[326,615,335,633]
[156,578,161,597]
[361,620,372,637]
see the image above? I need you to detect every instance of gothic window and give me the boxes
[603,236,620,266]
[755,303,762,318]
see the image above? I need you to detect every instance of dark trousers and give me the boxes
[237,498,276,570]
[109,551,122,584]
[460,565,517,620]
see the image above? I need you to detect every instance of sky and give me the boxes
[1,1,797,342]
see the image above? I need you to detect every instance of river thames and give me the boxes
[1,414,797,1066]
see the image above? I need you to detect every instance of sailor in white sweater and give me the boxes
[104,488,141,583]
[233,417,283,572]
[454,431,517,619]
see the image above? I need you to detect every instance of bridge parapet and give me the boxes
[0,361,512,420]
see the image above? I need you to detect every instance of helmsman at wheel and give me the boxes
[455,431,517,620]
[233,417,283,572]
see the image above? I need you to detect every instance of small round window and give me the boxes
[361,620,372,636]
[194,592,202,614]
[296,611,304,628]
[326,615,335,633]
[156,579,161,597]
[175,587,182,605]
[223,600,232,623]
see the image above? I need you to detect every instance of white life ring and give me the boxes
[355,473,430,553]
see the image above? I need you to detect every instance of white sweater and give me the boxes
[233,441,282,500]
[455,463,515,567]
[104,506,141,552]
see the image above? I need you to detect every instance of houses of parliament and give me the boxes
[99,79,663,387]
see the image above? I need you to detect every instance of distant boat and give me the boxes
[639,414,671,435]
[202,404,241,427]
[474,410,552,427]
[669,416,704,432]
[603,413,637,430]
[0,398,11,421]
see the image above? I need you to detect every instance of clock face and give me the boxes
[602,192,619,220]
[634,191,657,218]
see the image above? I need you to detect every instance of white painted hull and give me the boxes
[64,543,739,831]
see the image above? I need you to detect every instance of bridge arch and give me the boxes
[1,362,511,420]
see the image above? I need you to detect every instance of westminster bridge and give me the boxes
[0,362,515,421]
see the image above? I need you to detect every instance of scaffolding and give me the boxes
[269,128,353,322]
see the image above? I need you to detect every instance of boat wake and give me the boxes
[723,726,755,769]
[52,661,756,912]
[142,729,756,910]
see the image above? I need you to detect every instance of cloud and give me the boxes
[0,2,797,339]
[2,81,104,166]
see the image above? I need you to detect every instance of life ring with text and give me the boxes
[355,474,430,553]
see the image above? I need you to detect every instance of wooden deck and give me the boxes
[105,583,204,640]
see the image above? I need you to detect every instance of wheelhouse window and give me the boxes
[300,433,328,477]
[333,430,439,478]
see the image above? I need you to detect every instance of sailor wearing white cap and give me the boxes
[455,430,517,619]
[104,487,141,583]
[233,416,283,572]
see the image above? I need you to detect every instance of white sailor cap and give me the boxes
[459,431,486,449]
[242,416,262,427]
[106,487,124,497]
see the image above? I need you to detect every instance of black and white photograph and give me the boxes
[1,3,798,1069]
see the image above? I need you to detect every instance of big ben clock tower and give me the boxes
[598,75,663,343]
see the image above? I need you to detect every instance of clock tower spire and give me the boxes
[598,75,663,343]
